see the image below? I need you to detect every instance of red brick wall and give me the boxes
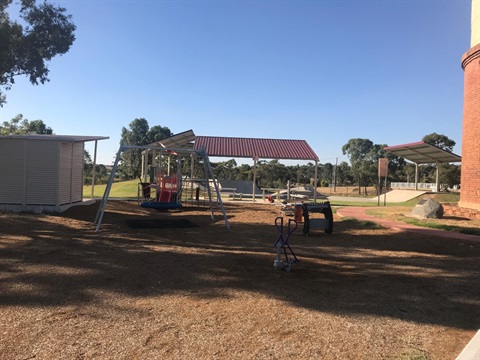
[443,203,480,220]
[460,44,480,210]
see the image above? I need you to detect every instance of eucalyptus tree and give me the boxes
[335,161,353,186]
[235,164,252,181]
[212,159,238,180]
[0,0,76,105]
[342,139,399,194]
[0,114,52,134]
[118,118,172,180]
[255,160,289,188]
[422,132,459,190]
[342,138,375,193]
[319,162,334,187]
[422,132,455,152]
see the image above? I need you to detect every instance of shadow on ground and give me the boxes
[0,201,479,331]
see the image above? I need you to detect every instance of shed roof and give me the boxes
[194,136,318,161]
[384,141,461,164]
[0,134,109,142]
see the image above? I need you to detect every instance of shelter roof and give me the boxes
[146,129,195,149]
[194,136,318,161]
[0,134,109,142]
[384,141,461,164]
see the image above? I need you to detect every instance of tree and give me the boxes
[146,125,173,144]
[118,118,172,180]
[0,0,76,105]
[422,133,458,190]
[212,159,238,180]
[422,133,455,152]
[342,139,395,194]
[439,164,461,191]
[342,138,375,194]
[235,164,252,181]
[291,163,315,185]
[0,113,52,134]
[84,156,109,185]
[319,163,334,187]
[255,160,289,188]
[336,161,353,186]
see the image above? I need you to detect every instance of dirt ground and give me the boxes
[1,200,480,360]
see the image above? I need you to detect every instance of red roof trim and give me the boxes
[383,141,425,151]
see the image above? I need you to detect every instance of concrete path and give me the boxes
[336,207,480,243]
[328,190,427,203]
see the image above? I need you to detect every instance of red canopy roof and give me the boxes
[194,136,318,161]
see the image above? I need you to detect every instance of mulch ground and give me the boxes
[0,200,479,359]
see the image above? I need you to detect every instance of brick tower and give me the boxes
[460,1,480,210]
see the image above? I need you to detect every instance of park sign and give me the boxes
[378,158,388,178]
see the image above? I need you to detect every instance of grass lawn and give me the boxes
[83,179,140,199]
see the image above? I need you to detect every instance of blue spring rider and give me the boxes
[273,216,299,271]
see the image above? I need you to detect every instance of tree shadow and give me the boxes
[0,201,479,331]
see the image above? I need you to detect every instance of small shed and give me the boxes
[0,134,108,212]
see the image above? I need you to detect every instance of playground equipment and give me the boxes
[302,202,333,235]
[94,144,230,231]
[140,173,183,211]
[273,216,299,271]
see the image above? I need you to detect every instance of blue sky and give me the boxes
[1,0,471,166]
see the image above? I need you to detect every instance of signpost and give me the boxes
[378,158,388,206]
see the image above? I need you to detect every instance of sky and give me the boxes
[1,0,472,166]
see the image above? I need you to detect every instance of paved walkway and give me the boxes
[336,207,480,243]
[328,190,428,203]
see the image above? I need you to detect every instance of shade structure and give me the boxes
[384,141,461,192]
[194,136,318,161]
[144,132,320,203]
[383,141,461,164]
[146,129,195,149]
[194,135,319,202]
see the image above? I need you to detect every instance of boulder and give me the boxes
[411,199,444,219]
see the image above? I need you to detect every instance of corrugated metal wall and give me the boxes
[58,142,84,205]
[25,141,59,205]
[71,142,84,203]
[0,139,85,206]
[0,139,25,204]
[59,143,73,205]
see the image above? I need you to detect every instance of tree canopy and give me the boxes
[0,113,52,134]
[0,0,76,105]
[118,118,173,180]
[422,132,455,152]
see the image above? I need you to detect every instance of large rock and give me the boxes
[411,199,444,219]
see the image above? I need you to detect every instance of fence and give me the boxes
[390,182,437,190]
[390,182,460,192]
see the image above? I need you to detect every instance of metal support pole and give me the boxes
[415,163,419,191]
[91,140,98,199]
[252,157,258,202]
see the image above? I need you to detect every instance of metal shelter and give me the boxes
[384,141,462,191]
[193,136,320,202]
